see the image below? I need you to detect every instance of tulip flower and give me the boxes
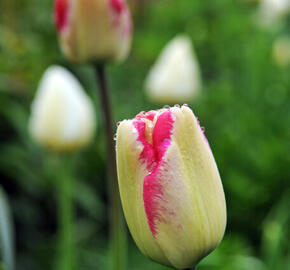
[29,65,96,152]
[116,105,226,269]
[145,35,201,104]
[53,0,133,63]
[258,0,290,27]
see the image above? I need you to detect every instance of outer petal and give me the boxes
[151,106,226,269]
[116,120,171,266]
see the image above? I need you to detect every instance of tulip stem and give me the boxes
[57,157,76,270]
[94,64,127,270]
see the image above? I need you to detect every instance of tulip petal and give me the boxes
[150,107,226,268]
[116,120,171,266]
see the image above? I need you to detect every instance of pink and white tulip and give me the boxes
[54,0,133,63]
[116,105,226,269]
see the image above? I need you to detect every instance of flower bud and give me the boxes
[145,35,201,104]
[258,0,290,27]
[54,0,133,63]
[116,106,226,269]
[29,65,96,152]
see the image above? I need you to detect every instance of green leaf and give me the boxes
[0,187,15,270]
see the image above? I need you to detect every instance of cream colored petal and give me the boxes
[150,106,226,269]
[145,35,201,104]
[116,120,170,266]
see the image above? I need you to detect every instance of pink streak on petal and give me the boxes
[54,0,69,32]
[133,121,155,170]
[144,111,156,121]
[136,111,156,121]
[133,110,174,236]
[110,0,125,14]
[153,111,174,163]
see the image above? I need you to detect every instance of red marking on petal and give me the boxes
[153,112,174,163]
[133,121,155,170]
[144,111,156,121]
[110,0,125,14]
[133,110,174,235]
[54,0,69,32]
[136,111,156,121]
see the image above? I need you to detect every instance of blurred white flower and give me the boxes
[272,36,290,67]
[29,66,96,152]
[258,0,290,27]
[145,35,201,104]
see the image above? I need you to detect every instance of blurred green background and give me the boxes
[0,0,290,269]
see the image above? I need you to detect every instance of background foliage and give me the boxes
[0,0,289,269]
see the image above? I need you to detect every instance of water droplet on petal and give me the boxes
[183,103,189,107]
[174,104,181,108]
[163,105,170,109]
[201,127,206,133]
[113,134,117,141]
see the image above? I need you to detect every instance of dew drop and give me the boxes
[174,104,181,108]
[183,103,189,107]
[201,127,206,133]
[163,105,170,109]
[113,134,117,141]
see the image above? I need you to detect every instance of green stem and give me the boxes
[57,157,75,270]
[94,64,127,270]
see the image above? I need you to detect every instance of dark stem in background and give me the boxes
[94,64,126,270]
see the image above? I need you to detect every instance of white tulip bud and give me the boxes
[145,35,202,104]
[29,66,96,152]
